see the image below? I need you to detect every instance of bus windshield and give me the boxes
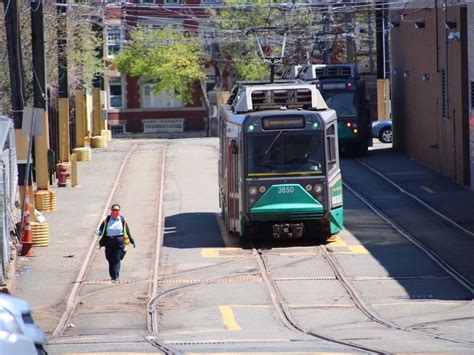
[321,91,357,117]
[246,132,324,177]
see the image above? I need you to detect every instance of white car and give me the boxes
[0,294,46,354]
[0,306,37,355]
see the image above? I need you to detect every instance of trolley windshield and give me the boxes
[246,132,324,177]
[321,91,357,117]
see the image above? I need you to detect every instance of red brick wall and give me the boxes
[108,109,206,132]
[126,76,141,109]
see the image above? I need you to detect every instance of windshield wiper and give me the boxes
[264,130,283,156]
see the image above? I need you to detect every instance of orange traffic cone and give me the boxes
[21,186,34,257]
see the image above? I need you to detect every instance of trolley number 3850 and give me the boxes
[277,186,294,194]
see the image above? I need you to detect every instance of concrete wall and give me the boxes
[390,3,470,187]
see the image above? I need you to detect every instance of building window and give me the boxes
[140,0,154,3]
[142,84,182,108]
[107,25,123,58]
[109,77,123,108]
[108,124,126,135]
[202,0,219,3]
[164,0,180,5]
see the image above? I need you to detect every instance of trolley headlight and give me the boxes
[305,184,312,191]
[248,186,258,196]
[258,186,266,193]
[313,184,323,194]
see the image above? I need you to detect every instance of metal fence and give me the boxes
[0,117,19,285]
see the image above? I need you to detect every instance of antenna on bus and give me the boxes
[246,26,288,84]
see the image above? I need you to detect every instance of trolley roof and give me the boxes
[300,64,359,80]
[233,83,328,113]
[223,107,337,128]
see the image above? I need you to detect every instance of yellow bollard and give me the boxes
[71,153,78,187]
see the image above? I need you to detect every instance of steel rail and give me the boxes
[342,180,474,344]
[143,144,181,355]
[253,245,384,354]
[52,143,138,337]
[343,181,474,296]
[319,244,473,345]
[356,159,474,240]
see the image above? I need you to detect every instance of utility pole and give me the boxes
[92,16,105,138]
[57,0,70,162]
[344,2,355,63]
[322,5,332,64]
[31,0,51,191]
[4,0,25,129]
[375,0,390,120]
[367,6,375,74]
[4,0,33,218]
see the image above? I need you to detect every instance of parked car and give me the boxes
[0,294,46,354]
[0,306,37,355]
[371,119,393,143]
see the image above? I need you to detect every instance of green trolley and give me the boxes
[218,83,343,239]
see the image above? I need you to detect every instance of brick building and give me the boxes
[103,0,219,136]
[389,0,473,189]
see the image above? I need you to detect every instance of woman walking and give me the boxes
[97,204,135,281]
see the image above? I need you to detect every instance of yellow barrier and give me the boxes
[101,129,112,141]
[31,221,49,247]
[91,136,107,148]
[72,147,92,161]
[34,190,57,211]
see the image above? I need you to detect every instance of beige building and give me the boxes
[389,0,473,188]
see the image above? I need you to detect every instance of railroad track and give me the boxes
[347,159,474,294]
[49,142,178,354]
[252,243,385,354]
[355,158,474,240]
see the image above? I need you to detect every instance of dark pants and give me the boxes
[104,236,125,280]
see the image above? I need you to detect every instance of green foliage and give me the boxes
[208,2,316,87]
[114,27,206,104]
[0,2,103,115]
[234,53,268,81]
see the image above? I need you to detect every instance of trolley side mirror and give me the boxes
[231,139,238,155]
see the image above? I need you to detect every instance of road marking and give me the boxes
[201,248,220,257]
[219,305,241,331]
[201,247,244,258]
[160,328,226,336]
[347,245,369,254]
[421,185,436,194]
[327,235,346,247]
[327,235,369,254]
[289,304,354,308]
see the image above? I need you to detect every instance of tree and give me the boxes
[0,1,103,115]
[114,26,208,107]
[208,1,317,88]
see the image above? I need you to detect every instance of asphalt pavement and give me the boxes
[7,139,132,335]
[4,137,474,346]
[359,141,474,234]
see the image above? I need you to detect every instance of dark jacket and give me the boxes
[97,215,135,247]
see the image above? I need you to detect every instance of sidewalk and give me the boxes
[360,146,474,234]
[8,139,132,334]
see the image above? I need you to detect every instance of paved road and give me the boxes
[8,138,473,354]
